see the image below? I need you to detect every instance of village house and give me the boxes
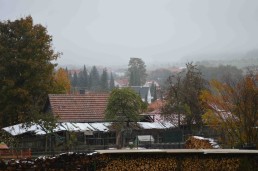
[46,93,109,122]
[114,79,129,87]
[2,93,183,155]
[129,86,152,104]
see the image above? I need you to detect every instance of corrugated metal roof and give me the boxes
[138,122,165,129]
[2,122,174,136]
[2,123,45,136]
[89,123,111,132]
[54,122,94,132]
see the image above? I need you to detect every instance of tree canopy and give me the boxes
[148,68,172,87]
[105,88,146,122]
[89,66,100,91]
[128,58,147,86]
[53,68,71,94]
[77,65,89,89]
[69,65,116,93]
[0,16,59,127]
[198,65,243,83]
[109,72,115,90]
[72,72,78,87]
[162,63,207,131]
[105,88,147,148]
[100,68,109,92]
[150,82,157,102]
[200,72,258,148]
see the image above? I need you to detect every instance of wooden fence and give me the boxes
[0,149,31,159]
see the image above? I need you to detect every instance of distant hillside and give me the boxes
[192,49,258,69]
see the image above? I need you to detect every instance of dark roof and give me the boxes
[130,86,150,99]
[48,93,109,122]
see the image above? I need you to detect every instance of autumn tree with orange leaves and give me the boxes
[200,71,258,148]
[54,68,71,93]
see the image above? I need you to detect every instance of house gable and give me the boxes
[130,86,152,104]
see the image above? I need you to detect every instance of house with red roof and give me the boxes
[47,93,109,122]
[1,93,185,153]
[114,79,129,87]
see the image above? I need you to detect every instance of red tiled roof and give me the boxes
[0,142,8,149]
[147,100,163,112]
[115,79,129,86]
[48,93,109,122]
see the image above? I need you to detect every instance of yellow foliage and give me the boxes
[54,68,71,94]
[200,74,258,147]
[202,109,220,127]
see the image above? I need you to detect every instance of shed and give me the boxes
[136,135,155,144]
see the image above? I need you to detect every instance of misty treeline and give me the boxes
[69,59,248,95]
[68,65,115,93]
[68,57,149,93]
[194,49,258,69]
[148,64,244,88]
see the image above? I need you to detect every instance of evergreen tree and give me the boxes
[68,70,72,85]
[109,72,115,90]
[77,65,88,89]
[89,66,100,91]
[65,67,68,74]
[150,82,157,102]
[150,82,155,96]
[100,68,109,91]
[128,58,147,86]
[72,72,78,87]
[77,71,84,87]
[153,85,157,101]
[82,65,89,89]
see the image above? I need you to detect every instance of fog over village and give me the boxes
[0,0,257,170]
[1,0,258,68]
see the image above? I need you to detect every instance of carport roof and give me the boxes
[2,121,174,136]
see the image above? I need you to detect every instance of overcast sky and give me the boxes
[1,0,258,67]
